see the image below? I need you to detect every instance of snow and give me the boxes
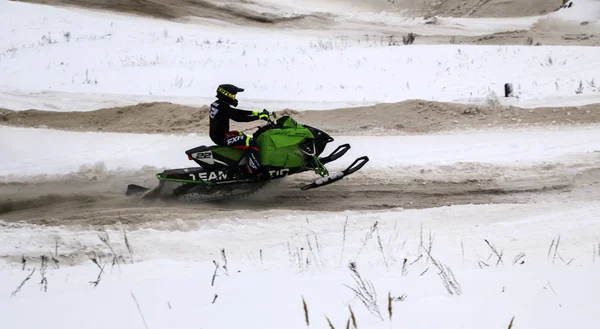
[2,1,600,329]
[0,86,378,112]
[552,0,600,22]
[1,202,600,329]
[2,0,600,112]
[2,125,600,176]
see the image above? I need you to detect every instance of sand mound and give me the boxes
[3,100,600,135]
[14,0,564,23]
[14,0,333,27]
[1,102,209,134]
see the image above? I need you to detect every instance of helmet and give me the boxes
[216,84,244,107]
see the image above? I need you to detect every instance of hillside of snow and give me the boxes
[2,0,600,112]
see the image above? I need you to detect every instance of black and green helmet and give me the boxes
[216,84,244,107]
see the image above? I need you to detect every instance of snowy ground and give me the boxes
[2,202,600,329]
[2,123,600,328]
[1,0,600,111]
[3,124,600,176]
[2,1,600,329]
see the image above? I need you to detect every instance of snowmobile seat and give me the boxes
[185,145,217,158]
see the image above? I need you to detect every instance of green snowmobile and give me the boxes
[126,114,369,202]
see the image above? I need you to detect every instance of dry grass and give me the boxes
[210,249,232,286]
[424,248,462,295]
[131,292,150,329]
[97,230,123,270]
[50,239,60,268]
[512,252,526,265]
[354,221,378,260]
[39,255,48,292]
[120,221,134,264]
[387,291,408,321]
[82,228,137,287]
[339,216,348,266]
[220,248,229,276]
[302,296,310,326]
[507,316,515,329]
[325,316,336,329]
[375,226,389,270]
[211,260,219,286]
[388,292,393,320]
[288,241,311,272]
[485,239,504,266]
[344,262,383,320]
[548,236,559,262]
[307,234,325,270]
[88,252,106,288]
[401,258,408,276]
[547,235,574,265]
[10,268,35,297]
[321,306,360,329]
[348,306,357,328]
[403,33,416,45]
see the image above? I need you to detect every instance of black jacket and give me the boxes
[209,99,258,140]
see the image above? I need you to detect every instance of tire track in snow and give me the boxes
[1,160,598,227]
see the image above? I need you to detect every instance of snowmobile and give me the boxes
[125,114,369,202]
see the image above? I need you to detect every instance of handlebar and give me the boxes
[264,110,277,125]
[247,111,277,132]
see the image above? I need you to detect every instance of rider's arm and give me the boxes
[228,107,259,122]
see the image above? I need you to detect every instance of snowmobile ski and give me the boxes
[301,156,369,190]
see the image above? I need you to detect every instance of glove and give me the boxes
[253,109,270,121]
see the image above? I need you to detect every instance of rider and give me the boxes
[209,83,270,176]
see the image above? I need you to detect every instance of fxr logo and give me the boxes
[227,136,244,145]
